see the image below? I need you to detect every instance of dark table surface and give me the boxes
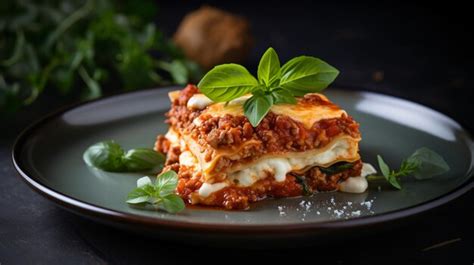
[1,2,473,264]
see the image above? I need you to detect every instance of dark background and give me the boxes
[1,1,473,264]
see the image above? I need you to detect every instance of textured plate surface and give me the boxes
[13,87,474,238]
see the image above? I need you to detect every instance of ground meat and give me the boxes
[162,163,180,174]
[154,135,170,154]
[165,146,181,166]
[305,160,363,191]
[165,85,360,175]
[177,84,199,106]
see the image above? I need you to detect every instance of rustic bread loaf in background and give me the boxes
[174,6,254,69]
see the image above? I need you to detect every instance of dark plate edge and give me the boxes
[11,86,474,234]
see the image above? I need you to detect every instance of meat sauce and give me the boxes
[166,85,360,154]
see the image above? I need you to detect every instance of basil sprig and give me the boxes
[83,140,165,173]
[126,171,185,213]
[198,47,339,126]
[368,147,450,189]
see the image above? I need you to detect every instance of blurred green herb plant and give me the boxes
[0,0,202,113]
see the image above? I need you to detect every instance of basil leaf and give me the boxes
[141,184,157,195]
[126,170,185,213]
[126,187,150,204]
[377,155,402,189]
[243,93,274,127]
[399,159,419,174]
[377,155,391,179]
[126,195,150,204]
[257,47,281,87]
[320,162,354,175]
[387,175,402,190]
[136,176,152,188]
[407,147,450,179]
[155,170,179,196]
[280,56,339,96]
[197,64,258,102]
[84,141,165,173]
[271,88,297,104]
[122,148,165,173]
[161,194,185,213]
[83,141,125,171]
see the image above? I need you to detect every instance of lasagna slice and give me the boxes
[155,84,369,210]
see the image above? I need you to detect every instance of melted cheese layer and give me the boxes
[197,162,374,198]
[187,93,346,128]
[199,182,229,197]
[338,163,376,193]
[187,94,214,109]
[228,137,356,186]
[196,137,360,197]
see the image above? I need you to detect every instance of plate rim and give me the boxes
[11,86,474,233]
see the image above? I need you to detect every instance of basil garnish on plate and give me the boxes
[126,170,185,213]
[83,140,164,173]
[198,47,339,126]
[368,147,450,189]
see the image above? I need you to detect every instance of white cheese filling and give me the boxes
[165,128,180,144]
[197,139,360,198]
[228,139,350,187]
[187,94,252,110]
[339,163,376,193]
[197,162,376,198]
[187,94,214,109]
[360,162,377,178]
[198,182,229,197]
[179,151,197,167]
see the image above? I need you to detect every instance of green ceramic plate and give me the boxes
[13,87,474,243]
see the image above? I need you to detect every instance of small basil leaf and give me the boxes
[136,176,152,188]
[155,170,179,196]
[257,47,281,86]
[280,56,339,96]
[83,141,125,171]
[320,162,354,175]
[399,159,419,175]
[197,64,258,102]
[243,93,274,127]
[126,195,150,204]
[161,194,185,213]
[271,88,297,104]
[126,170,185,213]
[377,155,402,189]
[407,147,450,179]
[122,148,165,173]
[141,184,157,196]
[387,175,402,190]
[377,155,390,179]
[126,187,150,204]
